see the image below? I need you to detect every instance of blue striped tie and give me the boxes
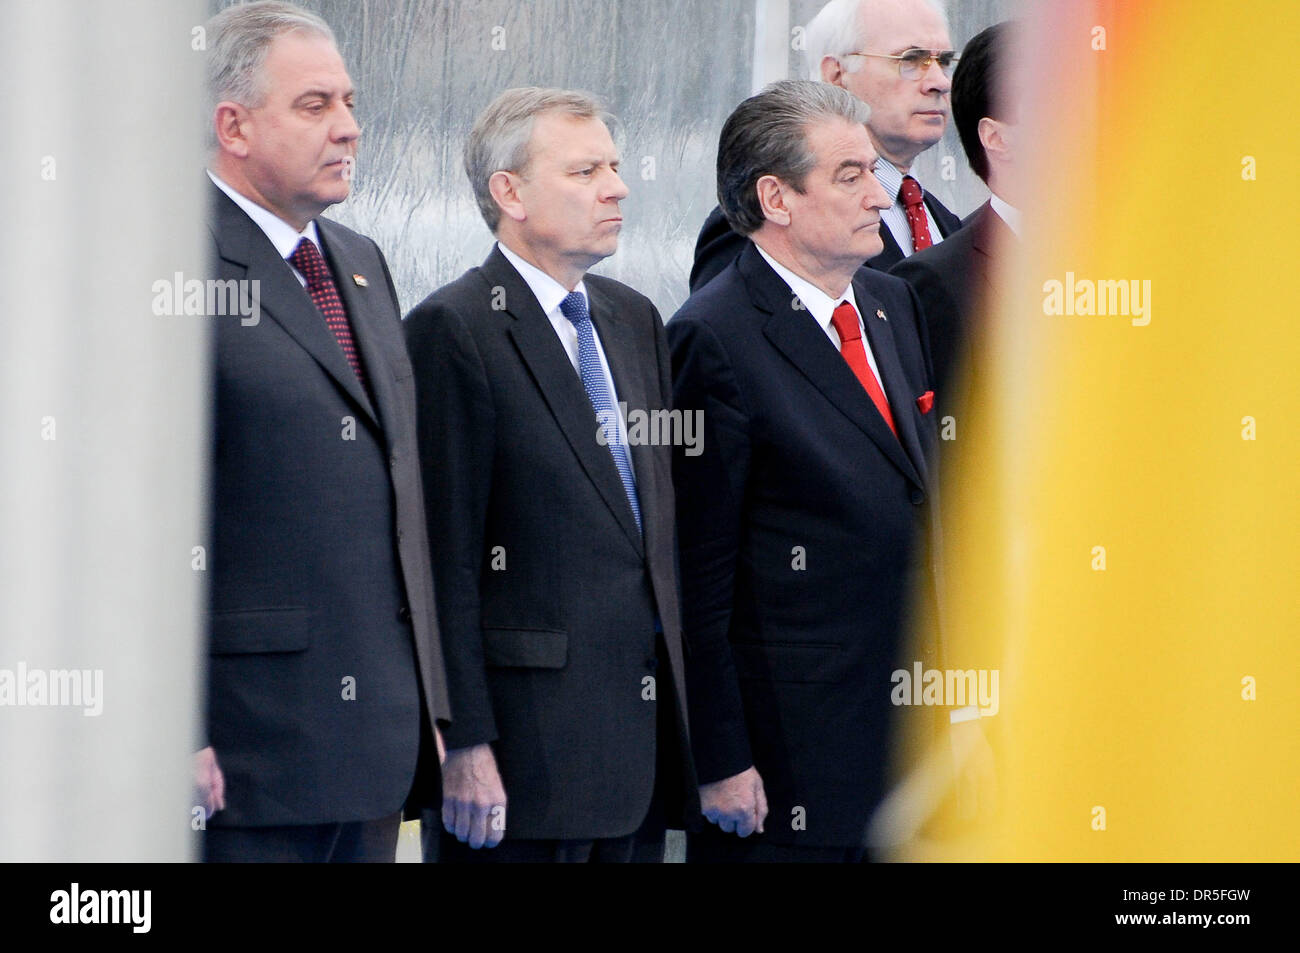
[559,291,642,534]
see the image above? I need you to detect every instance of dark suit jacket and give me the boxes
[889,201,1011,411]
[689,188,962,293]
[404,246,699,841]
[668,243,941,848]
[205,183,449,828]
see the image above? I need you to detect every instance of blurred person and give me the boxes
[405,87,698,863]
[668,80,940,861]
[690,0,963,292]
[891,21,1022,405]
[197,0,449,862]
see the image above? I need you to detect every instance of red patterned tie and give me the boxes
[830,301,897,438]
[899,175,934,252]
[289,237,367,386]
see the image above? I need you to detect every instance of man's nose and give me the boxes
[604,168,630,201]
[334,104,361,142]
[920,57,952,95]
[865,175,892,212]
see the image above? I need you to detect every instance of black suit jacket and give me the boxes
[689,187,962,293]
[889,201,1011,412]
[404,246,699,840]
[668,243,941,848]
[205,184,449,828]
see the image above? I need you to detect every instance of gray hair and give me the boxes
[717,80,871,235]
[205,1,336,144]
[804,0,949,80]
[464,87,613,233]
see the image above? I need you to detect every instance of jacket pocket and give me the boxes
[732,640,843,684]
[482,627,567,669]
[210,607,311,655]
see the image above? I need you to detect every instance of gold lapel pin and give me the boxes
[352,274,369,287]
[876,309,887,321]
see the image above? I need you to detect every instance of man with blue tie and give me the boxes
[405,87,698,862]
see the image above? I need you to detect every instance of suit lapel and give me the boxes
[486,250,644,556]
[743,247,922,487]
[855,276,929,487]
[210,186,377,427]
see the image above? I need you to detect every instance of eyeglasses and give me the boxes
[846,48,958,79]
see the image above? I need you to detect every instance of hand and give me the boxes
[194,746,226,819]
[699,766,768,837]
[441,743,507,848]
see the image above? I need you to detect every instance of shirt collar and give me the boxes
[207,169,320,260]
[753,243,858,336]
[989,193,1021,237]
[496,241,588,317]
[873,160,911,207]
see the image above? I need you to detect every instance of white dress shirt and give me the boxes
[754,244,887,391]
[496,242,634,473]
[207,169,320,287]
[874,160,944,259]
[989,193,1021,238]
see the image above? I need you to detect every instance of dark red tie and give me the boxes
[830,301,897,438]
[289,237,367,387]
[899,175,934,252]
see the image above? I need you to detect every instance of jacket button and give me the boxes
[910,488,925,505]
[397,606,411,623]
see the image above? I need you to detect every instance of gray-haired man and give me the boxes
[198,0,449,862]
[405,87,698,862]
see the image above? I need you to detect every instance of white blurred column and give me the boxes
[0,0,208,861]
[752,0,791,92]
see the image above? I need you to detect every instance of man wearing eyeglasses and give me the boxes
[690,0,963,292]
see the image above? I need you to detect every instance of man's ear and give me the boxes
[488,170,526,224]
[820,55,848,89]
[978,117,1008,165]
[213,102,251,159]
[755,174,791,227]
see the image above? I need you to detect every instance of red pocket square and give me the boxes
[916,391,934,414]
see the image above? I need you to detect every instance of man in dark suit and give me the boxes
[890,21,1020,408]
[196,1,449,862]
[669,80,940,861]
[405,87,697,863]
[690,0,962,292]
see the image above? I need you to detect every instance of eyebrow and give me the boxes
[834,159,871,175]
[292,87,355,106]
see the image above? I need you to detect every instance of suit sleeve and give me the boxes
[404,298,498,748]
[667,315,755,784]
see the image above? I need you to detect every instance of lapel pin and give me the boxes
[876,309,887,321]
[352,274,368,287]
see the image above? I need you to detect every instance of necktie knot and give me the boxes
[830,301,862,344]
[560,291,590,327]
[289,237,329,286]
[899,175,926,210]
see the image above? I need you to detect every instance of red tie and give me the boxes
[289,237,368,387]
[830,301,897,438]
[899,175,934,252]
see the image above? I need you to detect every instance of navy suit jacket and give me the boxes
[205,184,449,828]
[889,201,1012,414]
[404,247,699,840]
[689,188,962,293]
[668,243,942,848]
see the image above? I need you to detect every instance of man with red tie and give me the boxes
[668,80,941,861]
[690,0,963,292]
